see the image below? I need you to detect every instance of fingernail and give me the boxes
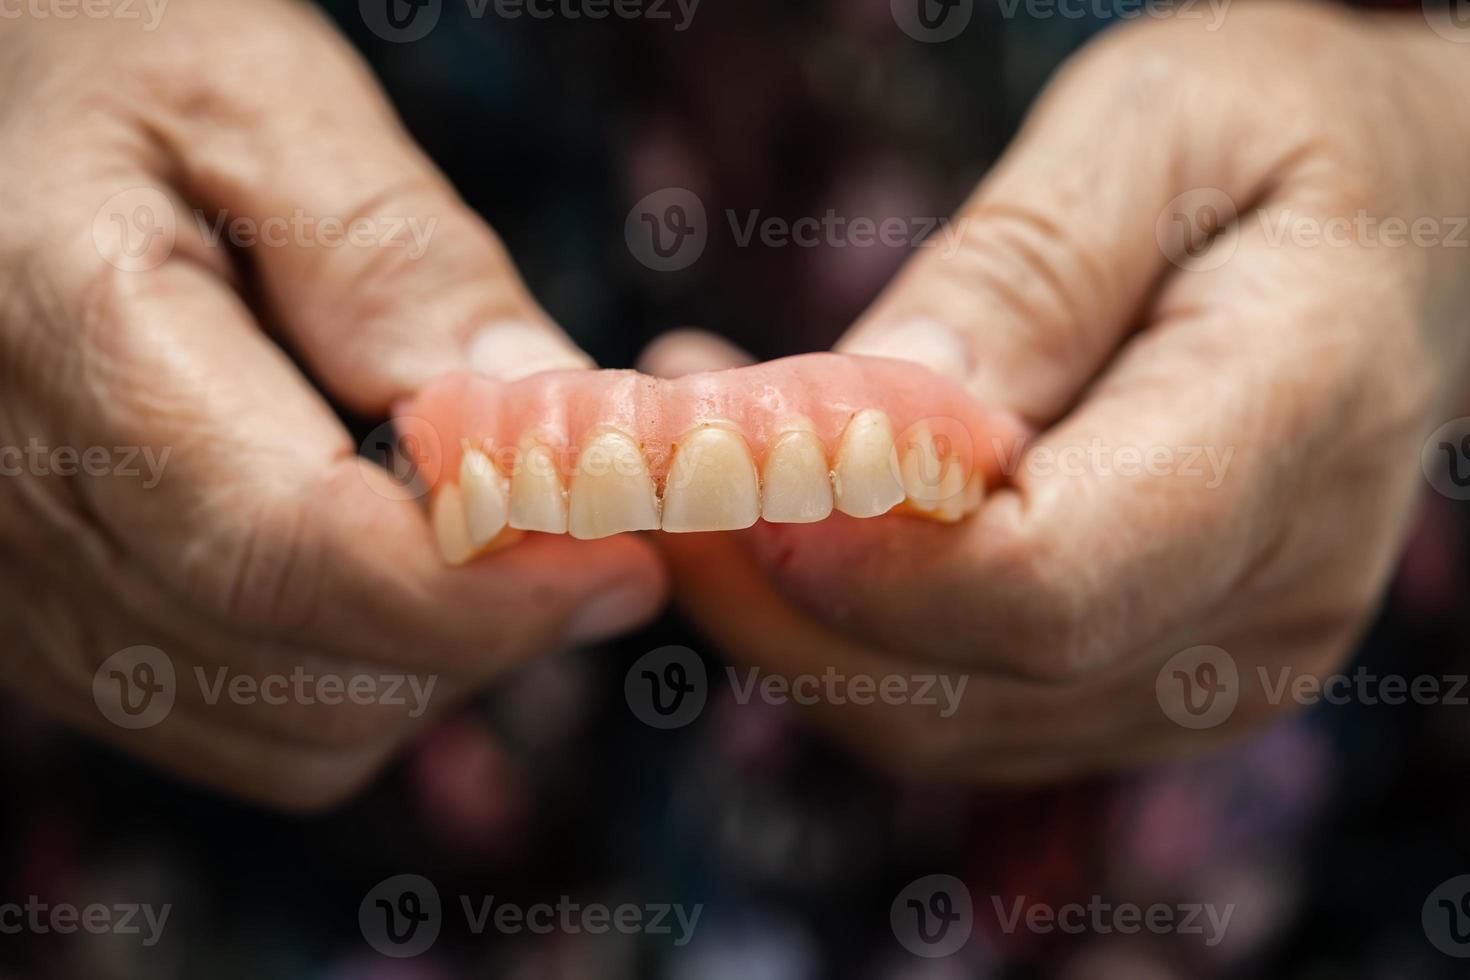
[564,585,656,644]
[468,320,594,382]
[842,317,973,382]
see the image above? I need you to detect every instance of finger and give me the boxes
[637,328,756,378]
[49,221,666,670]
[837,18,1298,425]
[150,0,590,412]
[763,182,1421,682]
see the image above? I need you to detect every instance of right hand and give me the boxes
[0,0,665,810]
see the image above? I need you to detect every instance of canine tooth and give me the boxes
[662,426,760,532]
[460,447,510,547]
[432,483,475,565]
[761,429,833,524]
[832,409,905,518]
[568,429,660,540]
[509,440,569,534]
[899,425,967,514]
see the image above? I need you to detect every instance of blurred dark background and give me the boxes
[3,1,1469,977]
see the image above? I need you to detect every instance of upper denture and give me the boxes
[405,353,1026,557]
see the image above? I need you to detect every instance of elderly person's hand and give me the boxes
[0,0,665,809]
[644,1,1470,779]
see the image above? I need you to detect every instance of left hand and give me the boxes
[639,3,1470,780]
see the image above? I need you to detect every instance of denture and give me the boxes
[399,353,1025,563]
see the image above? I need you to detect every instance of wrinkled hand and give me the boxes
[645,3,1470,779]
[0,0,664,809]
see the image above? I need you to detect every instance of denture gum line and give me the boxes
[431,409,983,564]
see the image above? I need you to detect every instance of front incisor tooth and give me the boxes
[432,483,475,565]
[509,440,569,534]
[761,429,833,524]
[460,447,510,547]
[662,426,760,533]
[899,425,967,516]
[568,429,660,540]
[832,409,906,518]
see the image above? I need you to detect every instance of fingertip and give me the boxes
[638,329,755,378]
[467,320,595,382]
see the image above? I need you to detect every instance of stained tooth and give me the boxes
[568,429,660,540]
[662,426,760,533]
[460,447,510,547]
[509,439,569,534]
[432,483,475,565]
[899,425,967,515]
[761,429,833,524]
[832,409,905,518]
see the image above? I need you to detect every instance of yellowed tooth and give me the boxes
[568,429,660,539]
[662,426,760,532]
[509,439,569,534]
[832,409,905,518]
[432,483,475,565]
[899,425,967,515]
[460,447,510,547]
[761,428,833,524]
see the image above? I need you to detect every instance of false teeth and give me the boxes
[832,410,906,518]
[662,426,761,533]
[568,429,661,540]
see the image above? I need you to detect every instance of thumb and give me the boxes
[170,3,589,413]
[839,23,1269,426]
[637,328,755,378]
